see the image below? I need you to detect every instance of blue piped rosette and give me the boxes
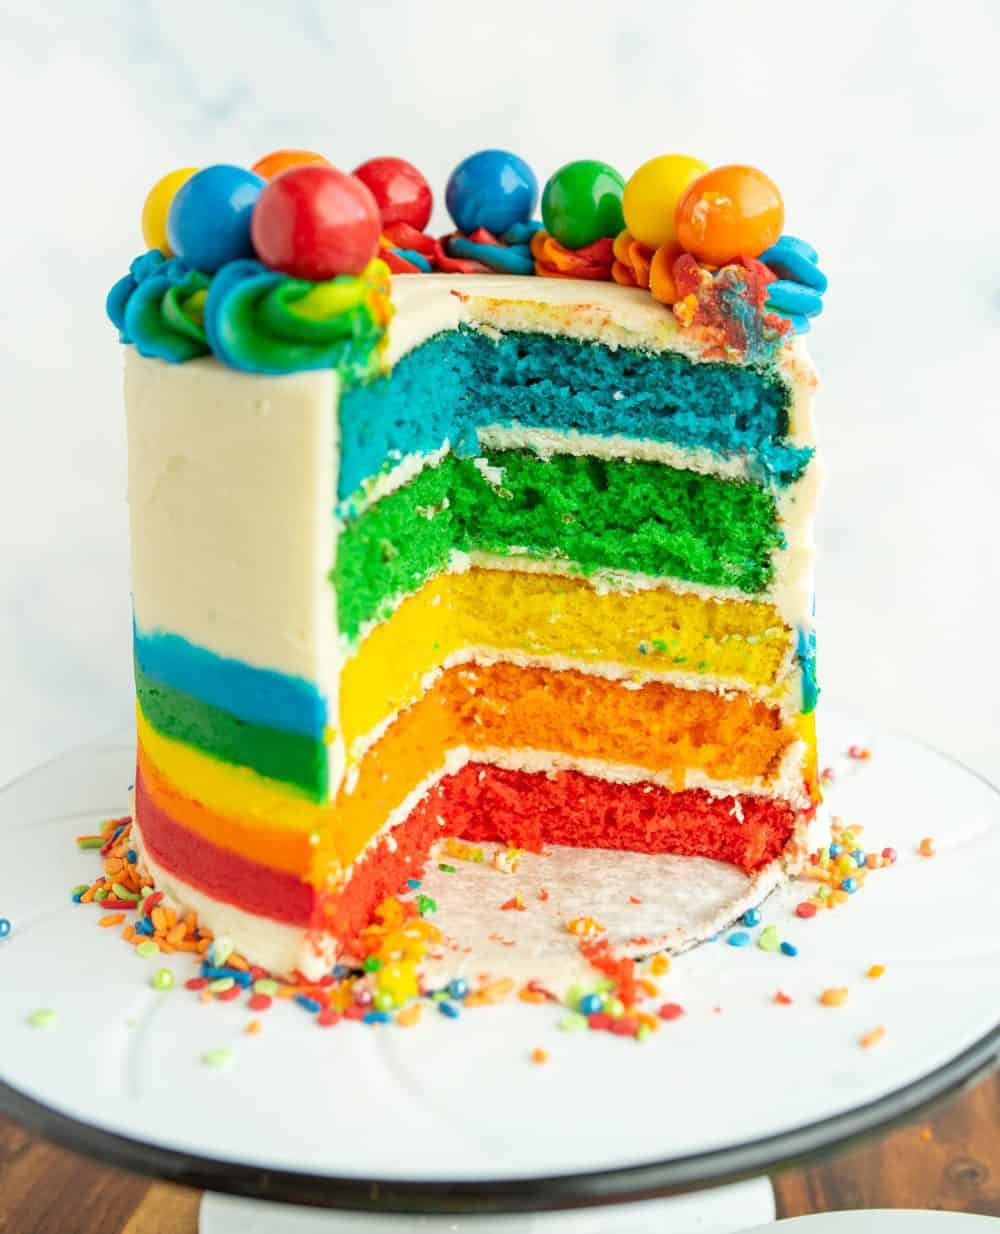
[444,221,542,275]
[760,236,827,334]
[106,250,210,363]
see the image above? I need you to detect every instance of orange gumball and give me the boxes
[251,149,331,180]
[674,165,784,266]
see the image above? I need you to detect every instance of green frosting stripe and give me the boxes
[135,665,327,799]
[334,450,782,643]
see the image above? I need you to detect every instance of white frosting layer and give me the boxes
[125,351,338,684]
[388,273,791,368]
[131,816,332,982]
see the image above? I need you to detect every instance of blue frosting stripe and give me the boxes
[133,624,326,739]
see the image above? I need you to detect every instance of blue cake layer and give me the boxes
[337,327,811,505]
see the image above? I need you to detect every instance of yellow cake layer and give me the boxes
[340,566,793,753]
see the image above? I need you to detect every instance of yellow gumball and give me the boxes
[622,154,708,250]
[141,167,198,255]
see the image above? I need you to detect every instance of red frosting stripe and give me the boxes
[134,764,316,926]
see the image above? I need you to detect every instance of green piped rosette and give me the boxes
[204,258,392,384]
[125,269,211,363]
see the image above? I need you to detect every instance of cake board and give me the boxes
[0,707,997,1232]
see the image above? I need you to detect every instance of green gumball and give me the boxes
[541,160,626,250]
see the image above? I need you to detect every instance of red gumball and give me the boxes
[251,165,381,281]
[352,156,432,232]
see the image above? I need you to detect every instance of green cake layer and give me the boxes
[334,449,783,642]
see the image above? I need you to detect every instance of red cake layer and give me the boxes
[438,764,798,872]
[133,765,316,926]
[312,786,446,945]
[136,760,801,948]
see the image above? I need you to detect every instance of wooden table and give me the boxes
[1,1074,997,1232]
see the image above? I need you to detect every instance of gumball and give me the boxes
[353,156,433,231]
[167,164,264,273]
[445,149,537,235]
[675,165,784,266]
[622,154,708,250]
[251,164,381,280]
[541,160,625,251]
[141,167,198,256]
[251,149,331,180]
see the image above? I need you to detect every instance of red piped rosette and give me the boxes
[378,222,491,275]
[531,230,615,281]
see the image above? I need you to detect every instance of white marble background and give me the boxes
[1,0,998,787]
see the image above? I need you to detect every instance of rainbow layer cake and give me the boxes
[108,148,826,979]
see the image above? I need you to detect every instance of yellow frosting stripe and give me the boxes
[340,567,792,753]
[136,706,327,832]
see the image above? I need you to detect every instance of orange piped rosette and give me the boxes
[612,231,683,306]
[531,230,615,281]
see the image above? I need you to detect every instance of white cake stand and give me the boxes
[0,708,997,1234]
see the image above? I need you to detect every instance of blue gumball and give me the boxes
[445,149,537,235]
[166,164,264,273]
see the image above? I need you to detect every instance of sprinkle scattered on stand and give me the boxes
[867,964,886,979]
[245,1019,262,1035]
[861,1025,887,1049]
[727,931,751,948]
[820,987,849,1007]
[493,847,526,874]
[658,1002,685,1021]
[28,1008,57,1029]
[201,1047,234,1069]
[918,837,936,858]
[742,907,762,927]
[774,990,793,1005]
[151,968,175,992]
[530,1047,549,1064]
